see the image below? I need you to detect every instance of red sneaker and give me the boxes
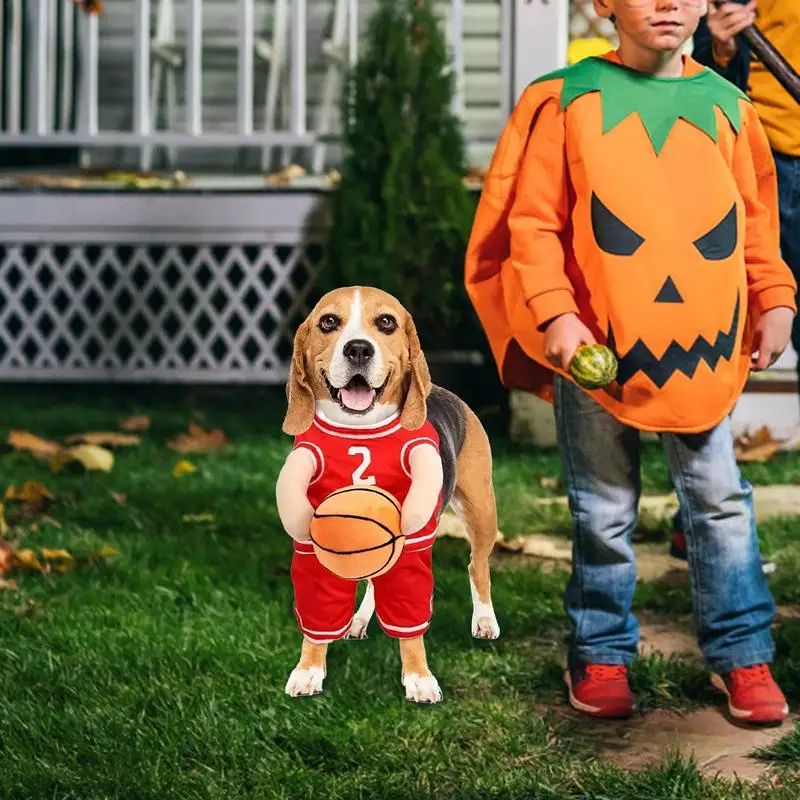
[711,664,789,725]
[565,663,636,719]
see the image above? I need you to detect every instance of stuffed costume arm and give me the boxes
[275,448,316,543]
[401,443,443,537]
[732,104,798,316]
[507,94,576,330]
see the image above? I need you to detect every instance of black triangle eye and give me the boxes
[591,193,645,256]
[693,205,737,260]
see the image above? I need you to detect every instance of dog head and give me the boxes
[283,286,431,435]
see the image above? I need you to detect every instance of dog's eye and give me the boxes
[318,314,340,333]
[376,314,397,334]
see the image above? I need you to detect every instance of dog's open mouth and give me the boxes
[324,373,388,414]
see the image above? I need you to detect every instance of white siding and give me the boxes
[90,0,505,171]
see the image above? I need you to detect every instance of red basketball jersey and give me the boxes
[292,411,441,552]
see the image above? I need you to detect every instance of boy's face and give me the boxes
[594,1,707,52]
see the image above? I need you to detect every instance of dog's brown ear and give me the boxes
[282,319,316,435]
[400,314,432,431]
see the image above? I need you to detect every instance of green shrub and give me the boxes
[319,0,482,352]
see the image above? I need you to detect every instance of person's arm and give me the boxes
[692,2,752,90]
[507,96,576,330]
[732,103,797,316]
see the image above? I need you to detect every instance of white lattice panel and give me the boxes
[0,241,320,381]
[570,0,617,43]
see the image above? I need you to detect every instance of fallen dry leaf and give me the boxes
[0,541,13,575]
[13,548,45,573]
[0,504,8,538]
[119,415,151,432]
[51,444,114,473]
[182,513,215,523]
[42,548,75,573]
[266,163,306,186]
[0,577,17,591]
[66,431,141,447]
[5,481,55,503]
[3,482,55,524]
[8,430,62,459]
[168,424,229,454]
[734,426,785,462]
[324,169,341,186]
[172,459,197,478]
[111,492,128,505]
[0,540,118,581]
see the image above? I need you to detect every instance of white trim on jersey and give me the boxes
[404,529,437,548]
[295,610,353,641]
[312,419,403,440]
[375,614,431,635]
[292,441,326,484]
[315,408,400,430]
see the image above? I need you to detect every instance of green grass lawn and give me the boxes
[1,384,800,799]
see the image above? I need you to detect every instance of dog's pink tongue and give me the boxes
[339,385,376,411]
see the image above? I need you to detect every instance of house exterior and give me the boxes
[0,0,794,436]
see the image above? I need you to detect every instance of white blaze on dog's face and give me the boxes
[282,286,431,434]
[321,288,388,420]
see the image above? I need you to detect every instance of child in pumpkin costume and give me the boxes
[465,0,796,723]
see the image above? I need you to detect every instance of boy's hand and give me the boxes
[543,313,597,371]
[751,306,794,371]
[707,1,756,61]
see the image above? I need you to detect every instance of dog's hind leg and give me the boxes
[345,580,375,639]
[454,409,500,640]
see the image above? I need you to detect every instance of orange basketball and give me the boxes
[309,485,404,580]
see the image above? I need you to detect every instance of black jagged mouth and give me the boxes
[607,292,740,389]
[322,371,390,415]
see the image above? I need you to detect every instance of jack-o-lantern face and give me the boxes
[463,52,773,432]
[591,193,741,389]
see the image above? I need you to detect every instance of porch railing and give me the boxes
[0,0,511,171]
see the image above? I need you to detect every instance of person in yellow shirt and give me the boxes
[670,0,800,569]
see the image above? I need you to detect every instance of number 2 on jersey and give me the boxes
[348,446,376,486]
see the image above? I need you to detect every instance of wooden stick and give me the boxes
[738,24,800,105]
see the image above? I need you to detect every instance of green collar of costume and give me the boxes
[532,57,750,155]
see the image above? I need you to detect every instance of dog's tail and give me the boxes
[425,384,469,513]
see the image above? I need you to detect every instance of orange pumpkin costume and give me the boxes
[465,51,797,433]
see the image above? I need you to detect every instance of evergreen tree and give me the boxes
[319,0,480,352]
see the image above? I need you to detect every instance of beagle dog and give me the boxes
[276,286,499,703]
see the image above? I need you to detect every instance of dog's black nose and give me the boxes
[343,339,374,366]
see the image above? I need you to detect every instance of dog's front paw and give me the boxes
[472,610,500,640]
[402,673,442,704]
[345,617,370,640]
[285,667,325,697]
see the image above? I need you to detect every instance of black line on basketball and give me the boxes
[310,514,405,555]
[360,535,397,579]
[322,485,402,514]
[312,513,398,540]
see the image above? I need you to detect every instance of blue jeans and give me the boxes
[553,375,776,674]
[774,151,800,374]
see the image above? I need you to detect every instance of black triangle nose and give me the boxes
[655,276,683,303]
[343,339,374,366]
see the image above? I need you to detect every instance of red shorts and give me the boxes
[291,543,434,643]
